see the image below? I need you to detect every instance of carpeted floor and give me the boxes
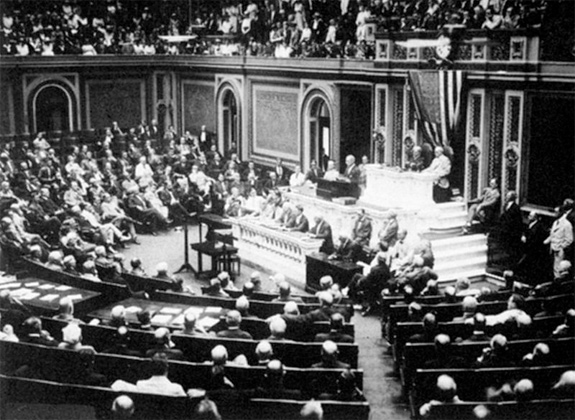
[119,224,410,420]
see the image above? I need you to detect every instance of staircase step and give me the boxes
[434,244,488,260]
[437,267,486,282]
[431,234,487,248]
[434,255,487,271]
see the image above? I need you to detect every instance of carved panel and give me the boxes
[466,92,483,200]
[0,83,13,135]
[182,82,215,135]
[392,88,404,166]
[503,93,523,196]
[87,80,144,129]
[392,44,407,60]
[488,93,505,183]
[253,86,299,159]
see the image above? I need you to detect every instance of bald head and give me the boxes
[211,345,228,365]
[436,374,457,402]
[58,297,74,315]
[514,379,534,402]
[318,291,333,307]
[283,301,300,316]
[226,310,242,328]
[112,395,135,419]
[462,296,478,313]
[322,340,338,357]
[319,276,333,290]
[270,317,287,337]
[156,262,168,275]
[490,334,508,351]
[300,400,323,420]
[330,313,345,331]
[256,340,273,360]
[278,281,291,298]
[111,305,126,320]
[235,296,250,313]
[184,312,197,330]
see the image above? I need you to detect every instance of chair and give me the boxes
[217,253,241,276]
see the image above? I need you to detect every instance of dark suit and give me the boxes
[310,220,334,254]
[286,214,309,232]
[499,202,523,265]
[305,167,324,184]
[352,216,372,247]
[517,219,550,284]
[344,164,361,183]
[216,328,253,340]
[314,330,354,343]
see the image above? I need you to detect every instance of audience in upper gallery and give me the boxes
[0,0,549,58]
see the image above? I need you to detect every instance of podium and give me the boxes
[316,178,360,200]
[360,165,437,208]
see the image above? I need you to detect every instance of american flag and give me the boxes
[408,70,465,148]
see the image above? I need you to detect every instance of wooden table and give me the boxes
[88,297,226,330]
[0,278,101,315]
[305,252,363,293]
[190,241,239,277]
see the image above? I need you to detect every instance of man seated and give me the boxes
[348,209,372,261]
[215,310,253,340]
[113,352,187,396]
[58,323,96,354]
[175,312,209,337]
[474,334,516,368]
[145,327,185,361]
[254,340,274,366]
[20,316,58,347]
[394,256,438,296]
[463,178,500,234]
[419,375,463,418]
[53,297,84,324]
[284,204,309,232]
[312,340,350,369]
[129,257,146,276]
[314,313,353,343]
[249,359,302,400]
[101,305,127,328]
[423,334,467,369]
[272,281,303,303]
[486,294,530,327]
[322,160,340,181]
[45,250,65,271]
[521,342,552,367]
[453,296,479,322]
[461,313,492,343]
[111,395,135,419]
[550,308,575,338]
[205,278,230,298]
[408,312,439,343]
[268,317,289,341]
[346,252,391,315]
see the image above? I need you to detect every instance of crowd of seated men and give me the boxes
[0,0,548,58]
[379,251,574,417]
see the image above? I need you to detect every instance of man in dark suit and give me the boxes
[215,310,253,340]
[145,327,185,361]
[305,159,324,184]
[314,313,354,343]
[517,211,550,284]
[309,215,334,254]
[125,187,167,235]
[312,340,350,369]
[498,191,523,266]
[346,252,391,315]
[21,316,59,347]
[274,158,289,186]
[349,208,372,260]
[343,155,361,183]
[286,204,309,232]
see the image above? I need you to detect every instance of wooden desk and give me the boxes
[190,241,238,276]
[198,213,232,243]
[88,297,225,329]
[305,252,363,293]
[316,178,360,200]
[0,278,101,315]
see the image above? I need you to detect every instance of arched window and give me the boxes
[222,89,238,155]
[309,97,331,171]
[34,86,71,133]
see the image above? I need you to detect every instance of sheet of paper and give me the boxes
[197,316,219,329]
[171,314,185,325]
[184,307,203,316]
[20,292,41,300]
[204,306,221,314]
[150,314,173,324]
[0,282,21,289]
[38,284,55,290]
[125,306,142,313]
[160,307,182,315]
[10,288,33,297]
[67,294,83,301]
[25,282,40,287]
[55,285,72,291]
[40,294,59,302]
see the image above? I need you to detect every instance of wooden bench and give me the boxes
[40,317,360,369]
[410,365,572,414]
[0,340,364,394]
[401,337,575,391]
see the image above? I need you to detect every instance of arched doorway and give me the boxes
[309,97,331,171]
[221,89,239,156]
[34,85,71,133]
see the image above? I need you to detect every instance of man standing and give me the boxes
[517,211,550,283]
[544,207,574,278]
[343,155,361,183]
[309,215,334,254]
[423,146,451,203]
[499,191,523,266]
